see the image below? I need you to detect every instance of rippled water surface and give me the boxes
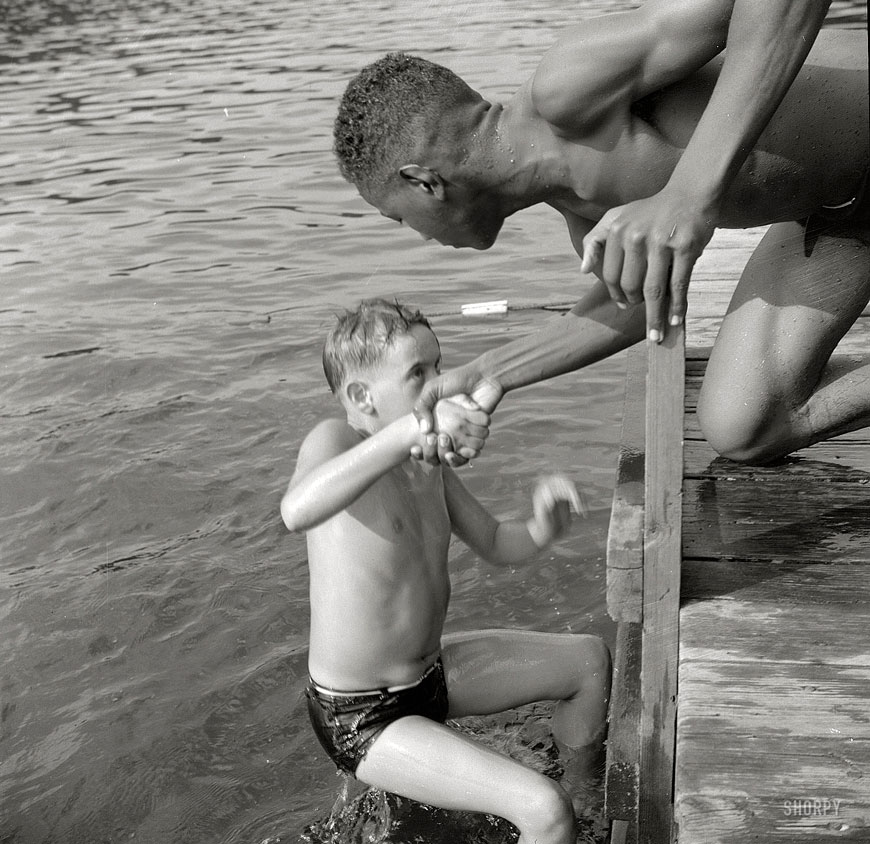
[2,1,866,842]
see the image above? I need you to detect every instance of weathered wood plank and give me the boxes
[683,439,870,476]
[676,673,870,841]
[605,621,643,842]
[676,766,869,843]
[678,659,870,716]
[683,319,724,350]
[687,228,765,292]
[680,597,870,666]
[677,609,870,841]
[684,347,712,362]
[675,734,870,766]
[607,344,647,623]
[681,559,870,607]
[678,720,870,801]
[639,324,685,843]
[682,475,870,562]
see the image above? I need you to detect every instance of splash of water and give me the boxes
[299,704,609,844]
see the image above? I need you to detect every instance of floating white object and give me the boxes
[460,299,508,316]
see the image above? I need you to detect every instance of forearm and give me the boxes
[667,0,831,208]
[475,281,645,395]
[281,415,419,532]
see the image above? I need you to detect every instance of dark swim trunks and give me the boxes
[306,658,449,775]
[817,165,870,226]
[803,165,870,255]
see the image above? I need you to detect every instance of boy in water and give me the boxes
[281,299,610,844]
[334,0,869,466]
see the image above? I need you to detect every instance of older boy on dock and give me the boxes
[334,0,868,466]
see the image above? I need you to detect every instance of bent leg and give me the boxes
[356,715,575,844]
[441,629,611,749]
[698,220,870,463]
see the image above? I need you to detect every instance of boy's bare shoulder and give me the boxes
[295,417,360,471]
[305,415,357,441]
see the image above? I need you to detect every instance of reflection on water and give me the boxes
[1,0,866,842]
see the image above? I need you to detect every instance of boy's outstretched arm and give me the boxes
[445,471,586,566]
[282,399,489,531]
[281,415,423,532]
[581,0,832,341]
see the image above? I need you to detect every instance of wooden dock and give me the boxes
[603,228,870,843]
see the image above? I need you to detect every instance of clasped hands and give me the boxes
[410,363,502,467]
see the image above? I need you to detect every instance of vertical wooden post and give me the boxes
[605,344,648,843]
[639,325,685,843]
[606,345,647,624]
[605,620,643,843]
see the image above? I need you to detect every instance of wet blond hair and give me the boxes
[322,298,432,394]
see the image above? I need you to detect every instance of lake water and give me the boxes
[1,2,866,843]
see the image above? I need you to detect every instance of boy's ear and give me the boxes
[399,165,446,201]
[346,381,375,414]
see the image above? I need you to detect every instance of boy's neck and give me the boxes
[346,413,376,438]
[345,412,399,439]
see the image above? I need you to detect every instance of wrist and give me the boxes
[470,350,505,392]
[659,174,723,218]
[384,414,427,456]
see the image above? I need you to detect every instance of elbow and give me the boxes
[280,495,308,533]
[482,550,511,567]
[474,542,513,567]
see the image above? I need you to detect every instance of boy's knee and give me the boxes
[585,635,611,677]
[574,634,611,692]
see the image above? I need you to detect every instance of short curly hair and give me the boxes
[322,298,433,394]
[334,52,472,195]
